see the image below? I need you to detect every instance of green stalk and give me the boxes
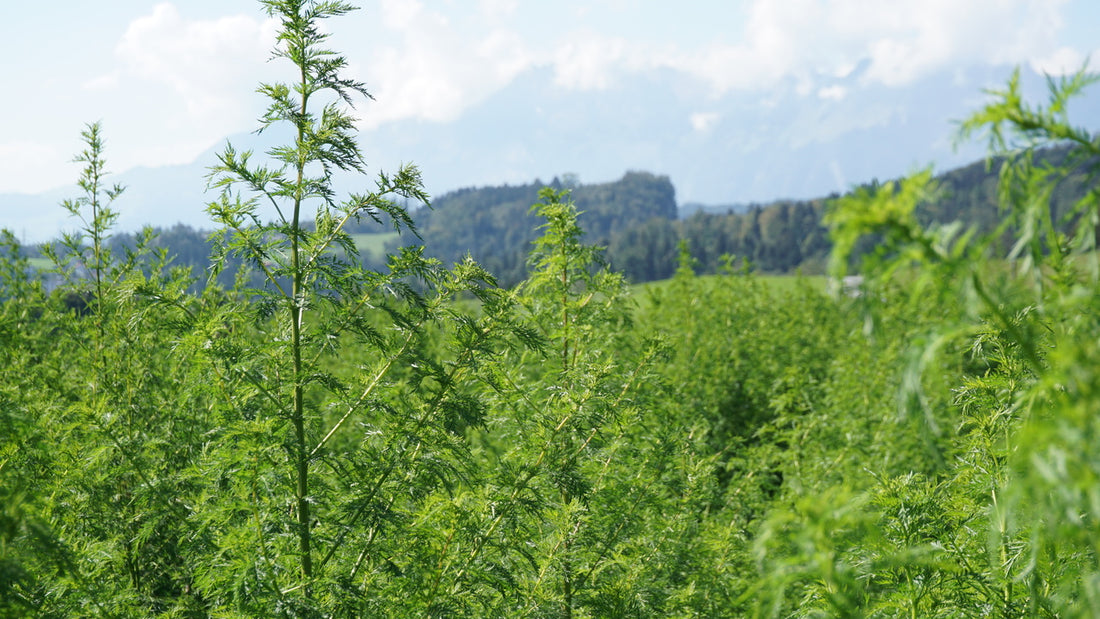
[292,59,313,594]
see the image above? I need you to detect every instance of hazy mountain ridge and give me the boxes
[3,62,1097,245]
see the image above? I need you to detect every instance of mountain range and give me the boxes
[3,61,1098,244]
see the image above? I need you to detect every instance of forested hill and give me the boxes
[403,170,824,285]
[409,171,678,284]
[404,144,1094,284]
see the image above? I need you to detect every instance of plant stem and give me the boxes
[292,61,313,595]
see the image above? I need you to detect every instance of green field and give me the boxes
[636,271,828,297]
[6,2,1098,613]
[349,231,399,260]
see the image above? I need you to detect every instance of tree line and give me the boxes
[22,142,1092,290]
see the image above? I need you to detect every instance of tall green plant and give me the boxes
[960,67,1100,618]
[204,0,419,599]
[753,65,1100,618]
[199,1,526,613]
[0,122,214,616]
[453,188,693,616]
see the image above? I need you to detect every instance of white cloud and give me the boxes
[359,1,536,128]
[690,112,721,132]
[66,3,283,174]
[552,34,630,90]
[111,3,278,122]
[1030,46,1086,76]
[818,85,847,101]
[479,0,518,20]
[832,61,859,79]
[350,0,1086,131]
[661,0,1077,94]
[479,29,532,83]
[65,0,1087,157]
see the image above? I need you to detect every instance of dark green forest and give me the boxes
[409,142,1097,284]
[4,1,1100,617]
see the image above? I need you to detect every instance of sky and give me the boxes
[2,0,1098,200]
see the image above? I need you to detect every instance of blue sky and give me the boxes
[3,0,1098,198]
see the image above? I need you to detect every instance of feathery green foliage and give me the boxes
[751,63,1100,618]
[2,3,1099,616]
